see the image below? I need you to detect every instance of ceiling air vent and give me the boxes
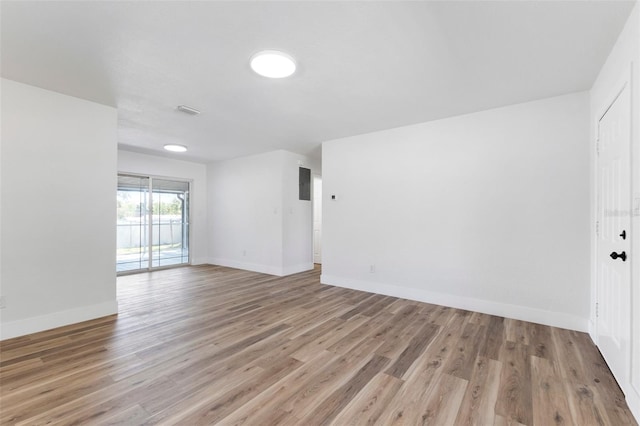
[176,105,201,115]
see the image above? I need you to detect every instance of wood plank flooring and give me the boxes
[1,265,637,425]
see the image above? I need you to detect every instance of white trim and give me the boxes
[208,258,313,277]
[282,263,314,276]
[209,258,283,276]
[191,257,209,266]
[588,319,597,341]
[321,274,588,332]
[0,300,118,341]
[627,390,640,425]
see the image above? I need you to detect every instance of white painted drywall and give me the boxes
[0,79,117,340]
[322,92,590,332]
[208,150,284,275]
[590,2,640,421]
[208,150,315,276]
[118,149,208,265]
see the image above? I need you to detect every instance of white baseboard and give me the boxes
[321,274,588,332]
[282,263,314,276]
[209,257,283,276]
[0,300,118,341]
[208,258,314,277]
[191,257,208,266]
[625,385,640,424]
[588,319,596,341]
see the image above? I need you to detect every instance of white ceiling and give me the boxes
[1,1,635,163]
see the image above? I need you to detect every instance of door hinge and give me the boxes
[596,141,600,156]
[596,302,599,318]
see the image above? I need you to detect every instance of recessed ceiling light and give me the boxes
[250,50,296,78]
[164,144,188,152]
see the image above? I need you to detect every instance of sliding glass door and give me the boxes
[117,174,190,273]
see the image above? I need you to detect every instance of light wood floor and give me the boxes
[1,265,637,425]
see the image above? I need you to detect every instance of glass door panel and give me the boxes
[151,179,190,268]
[117,175,150,272]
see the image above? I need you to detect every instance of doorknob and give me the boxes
[610,251,627,261]
[619,230,626,240]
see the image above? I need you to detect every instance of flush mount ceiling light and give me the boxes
[164,144,188,152]
[250,50,296,78]
[176,105,201,115]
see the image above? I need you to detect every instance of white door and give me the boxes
[313,176,322,264]
[596,82,632,390]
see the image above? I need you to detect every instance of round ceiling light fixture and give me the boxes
[164,144,188,152]
[250,50,296,78]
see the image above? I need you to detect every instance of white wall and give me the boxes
[590,2,640,420]
[322,92,590,332]
[208,150,316,276]
[118,149,208,264]
[1,79,117,340]
[208,150,283,274]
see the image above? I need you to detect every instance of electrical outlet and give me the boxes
[242,250,247,257]
[0,296,5,309]
[369,265,376,273]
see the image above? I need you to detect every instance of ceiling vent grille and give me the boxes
[176,105,201,115]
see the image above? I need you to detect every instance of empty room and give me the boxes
[1,1,639,425]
